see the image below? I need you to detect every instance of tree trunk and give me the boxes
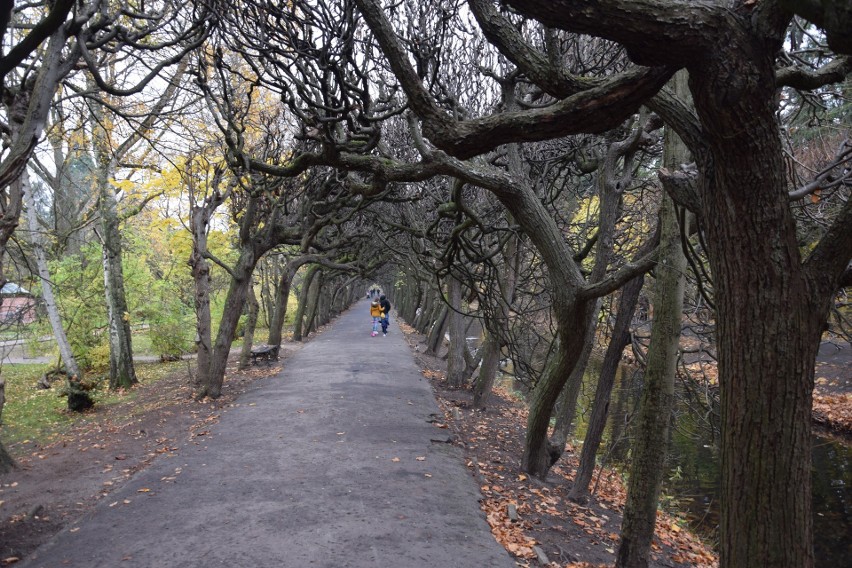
[570,274,644,502]
[304,269,323,336]
[607,367,633,465]
[425,304,449,356]
[472,331,501,407]
[92,114,136,390]
[199,249,257,398]
[473,227,519,407]
[23,171,83,381]
[238,285,259,370]
[446,274,467,387]
[616,77,690,564]
[0,26,73,475]
[100,212,137,391]
[616,192,685,568]
[260,258,274,328]
[189,219,213,388]
[268,268,293,346]
[550,318,597,450]
[551,119,645,456]
[0,87,42,476]
[292,265,319,342]
[23,172,91,412]
[413,288,432,332]
[691,63,821,568]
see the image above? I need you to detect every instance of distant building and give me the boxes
[0,283,37,324]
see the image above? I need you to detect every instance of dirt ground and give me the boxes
[0,323,848,567]
[400,323,717,568]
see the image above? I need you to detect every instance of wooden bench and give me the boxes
[250,344,280,365]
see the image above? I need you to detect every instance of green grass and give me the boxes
[0,360,185,452]
[131,330,154,355]
[1,363,76,447]
[1,298,299,452]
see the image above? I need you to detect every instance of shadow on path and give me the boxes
[20,301,514,568]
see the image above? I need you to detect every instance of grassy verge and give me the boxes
[0,360,185,452]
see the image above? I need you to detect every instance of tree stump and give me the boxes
[65,376,94,412]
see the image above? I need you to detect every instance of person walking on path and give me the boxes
[379,295,391,336]
[370,299,383,336]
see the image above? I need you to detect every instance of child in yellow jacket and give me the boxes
[370,301,383,336]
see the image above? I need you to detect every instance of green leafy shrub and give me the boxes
[150,315,193,360]
[87,341,112,371]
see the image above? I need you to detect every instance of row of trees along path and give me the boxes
[0,2,850,568]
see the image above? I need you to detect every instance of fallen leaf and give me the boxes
[391,457,400,462]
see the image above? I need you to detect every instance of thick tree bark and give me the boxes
[550,320,597,450]
[491,2,849,561]
[693,73,818,568]
[415,290,435,334]
[479,3,844,562]
[188,172,249,399]
[446,274,466,387]
[607,367,633,465]
[551,120,646,458]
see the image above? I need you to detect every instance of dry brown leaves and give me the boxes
[813,392,852,434]
[435,383,718,567]
[481,496,538,559]
[420,369,445,381]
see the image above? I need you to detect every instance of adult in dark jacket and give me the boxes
[379,295,391,335]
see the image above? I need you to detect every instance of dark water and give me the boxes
[576,365,852,566]
[666,412,851,566]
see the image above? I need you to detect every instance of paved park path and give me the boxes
[20,301,515,568]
